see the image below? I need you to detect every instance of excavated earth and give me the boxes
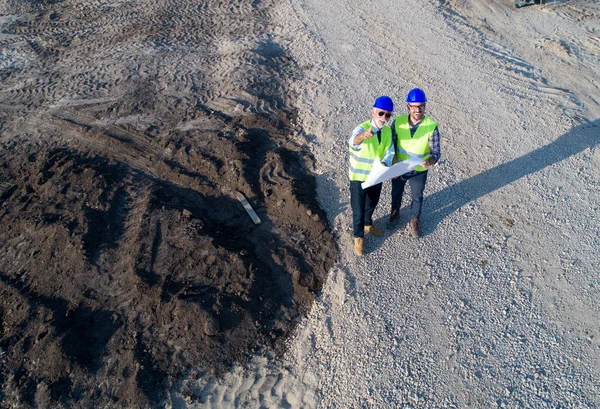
[0,0,337,407]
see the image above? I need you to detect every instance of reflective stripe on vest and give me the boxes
[349,120,392,182]
[394,115,437,172]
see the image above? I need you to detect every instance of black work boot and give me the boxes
[389,208,400,223]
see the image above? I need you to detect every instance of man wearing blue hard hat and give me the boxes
[389,88,441,238]
[348,95,396,256]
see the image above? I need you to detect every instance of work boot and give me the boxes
[389,208,400,223]
[353,237,364,256]
[409,218,420,238]
[365,225,383,237]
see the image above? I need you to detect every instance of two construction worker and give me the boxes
[349,89,441,256]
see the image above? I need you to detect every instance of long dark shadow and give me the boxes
[423,118,599,234]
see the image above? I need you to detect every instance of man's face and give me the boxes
[371,108,392,129]
[407,103,425,122]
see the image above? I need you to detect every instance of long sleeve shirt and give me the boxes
[349,120,396,167]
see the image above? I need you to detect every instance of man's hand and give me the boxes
[421,157,437,169]
[362,128,375,139]
[353,129,375,145]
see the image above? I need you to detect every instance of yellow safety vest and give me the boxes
[394,115,437,172]
[349,120,392,182]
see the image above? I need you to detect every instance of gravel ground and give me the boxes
[271,0,600,407]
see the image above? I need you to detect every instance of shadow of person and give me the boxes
[420,118,599,236]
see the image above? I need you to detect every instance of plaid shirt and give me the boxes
[391,118,441,175]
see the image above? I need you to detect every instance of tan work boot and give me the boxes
[353,237,364,256]
[364,225,383,237]
[409,218,420,238]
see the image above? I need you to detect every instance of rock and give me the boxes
[204,317,220,336]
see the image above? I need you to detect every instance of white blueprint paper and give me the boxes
[361,158,422,189]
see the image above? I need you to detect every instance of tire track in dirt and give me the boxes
[436,1,573,103]
[2,0,297,118]
[437,0,599,116]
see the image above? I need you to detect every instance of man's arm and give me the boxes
[422,127,441,169]
[381,143,395,167]
[349,122,375,148]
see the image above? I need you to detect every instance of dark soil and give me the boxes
[0,0,337,407]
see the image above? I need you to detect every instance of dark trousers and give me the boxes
[391,170,428,220]
[350,181,382,238]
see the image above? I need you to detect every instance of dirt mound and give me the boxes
[0,0,337,407]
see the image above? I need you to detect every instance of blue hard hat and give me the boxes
[373,96,394,112]
[406,88,427,103]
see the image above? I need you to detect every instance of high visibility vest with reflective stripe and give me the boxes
[394,115,437,173]
[348,120,392,182]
